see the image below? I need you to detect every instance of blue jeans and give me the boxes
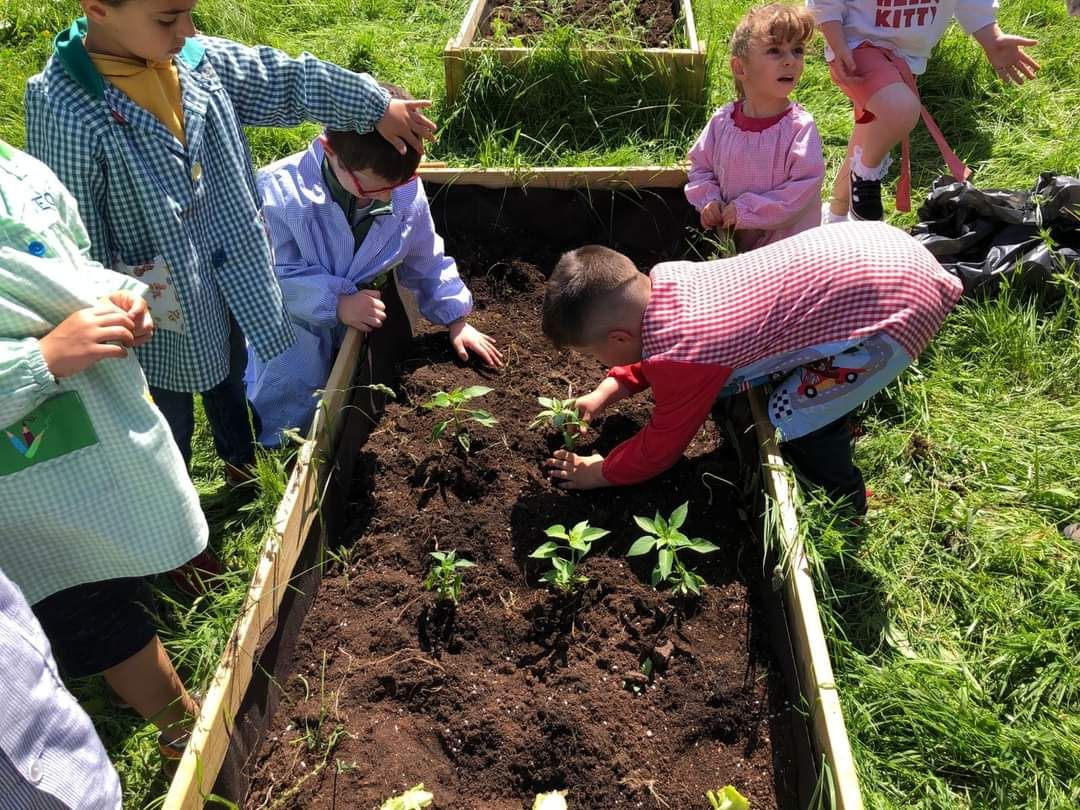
[151,316,260,468]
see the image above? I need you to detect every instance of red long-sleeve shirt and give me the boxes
[600,222,963,485]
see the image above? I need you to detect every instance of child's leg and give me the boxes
[149,387,196,466]
[782,416,867,513]
[31,577,198,740]
[103,635,199,741]
[846,84,921,220]
[201,316,259,476]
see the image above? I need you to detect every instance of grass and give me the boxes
[787,274,1080,808]
[0,0,1078,807]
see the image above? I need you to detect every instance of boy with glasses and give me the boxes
[247,86,501,445]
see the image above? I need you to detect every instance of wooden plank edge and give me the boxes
[419,165,688,190]
[163,331,367,809]
[454,0,489,48]
[748,389,865,810]
[681,0,700,52]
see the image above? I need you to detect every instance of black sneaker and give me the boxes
[850,171,884,221]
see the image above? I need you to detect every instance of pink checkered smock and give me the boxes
[602,222,963,484]
[685,101,825,252]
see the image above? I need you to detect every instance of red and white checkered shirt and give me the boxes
[602,222,962,484]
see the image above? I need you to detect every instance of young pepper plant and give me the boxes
[528,395,587,450]
[626,502,720,596]
[422,550,475,605]
[530,521,609,593]
[421,385,496,452]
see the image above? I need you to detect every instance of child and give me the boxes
[1,564,122,808]
[685,3,824,252]
[248,89,502,445]
[24,0,436,481]
[540,222,962,512]
[0,140,207,768]
[809,0,1040,222]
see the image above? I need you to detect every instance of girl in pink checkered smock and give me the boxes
[685,4,825,253]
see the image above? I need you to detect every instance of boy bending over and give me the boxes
[247,87,501,445]
[542,221,962,512]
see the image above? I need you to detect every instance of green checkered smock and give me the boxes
[0,141,207,605]
[25,18,393,393]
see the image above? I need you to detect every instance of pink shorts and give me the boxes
[828,43,919,125]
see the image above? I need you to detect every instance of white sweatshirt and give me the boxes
[807,0,998,74]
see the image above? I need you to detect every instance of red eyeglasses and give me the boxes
[320,136,417,197]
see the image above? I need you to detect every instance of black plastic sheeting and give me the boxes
[912,173,1080,299]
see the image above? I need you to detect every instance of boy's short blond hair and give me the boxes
[542,245,642,348]
[730,4,816,97]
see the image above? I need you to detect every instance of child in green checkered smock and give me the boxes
[0,139,206,760]
[25,8,436,481]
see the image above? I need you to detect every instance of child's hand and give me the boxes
[338,290,386,332]
[573,387,610,429]
[39,303,136,378]
[449,320,503,367]
[831,44,859,83]
[545,449,610,490]
[700,201,723,230]
[977,26,1040,84]
[376,99,437,155]
[721,202,738,229]
[106,290,155,347]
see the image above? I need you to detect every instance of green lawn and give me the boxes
[0,0,1077,807]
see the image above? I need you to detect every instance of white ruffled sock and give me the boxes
[851,146,892,181]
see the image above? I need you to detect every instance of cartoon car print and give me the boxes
[797,358,867,398]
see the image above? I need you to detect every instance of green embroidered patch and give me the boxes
[0,392,98,476]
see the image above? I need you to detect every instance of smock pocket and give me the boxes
[114,255,185,335]
[0,392,98,477]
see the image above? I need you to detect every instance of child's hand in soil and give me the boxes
[449,319,503,367]
[974,24,1040,84]
[39,302,136,378]
[338,290,386,332]
[376,98,438,155]
[106,290,154,347]
[545,449,610,490]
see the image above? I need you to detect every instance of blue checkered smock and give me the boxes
[24,18,392,392]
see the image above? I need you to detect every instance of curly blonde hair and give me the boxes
[730,4,816,98]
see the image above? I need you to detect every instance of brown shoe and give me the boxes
[224,461,256,487]
[167,549,225,597]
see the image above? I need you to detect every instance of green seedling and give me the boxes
[532,790,569,810]
[422,385,497,452]
[626,502,720,596]
[707,785,749,810]
[529,395,587,450]
[423,550,476,605]
[380,784,434,810]
[530,521,609,593]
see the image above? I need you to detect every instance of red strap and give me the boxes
[878,49,971,213]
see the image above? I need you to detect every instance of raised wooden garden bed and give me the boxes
[162,168,861,810]
[443,0,706,104]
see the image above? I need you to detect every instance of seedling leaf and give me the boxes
[670,501,689,529]
[545,525,568,539]
[686,539,722,554]
[626,536,656,556]
[530,541,561,559]
[706,785,749,810]
[460,385,493,399]
[380,784,434,810]
[633,515,656,533]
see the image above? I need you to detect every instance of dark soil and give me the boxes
[244,241,797,809]
[479,0,682,48]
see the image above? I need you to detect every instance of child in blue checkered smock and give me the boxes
[0,139,208,767]
[24,3,436,481]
